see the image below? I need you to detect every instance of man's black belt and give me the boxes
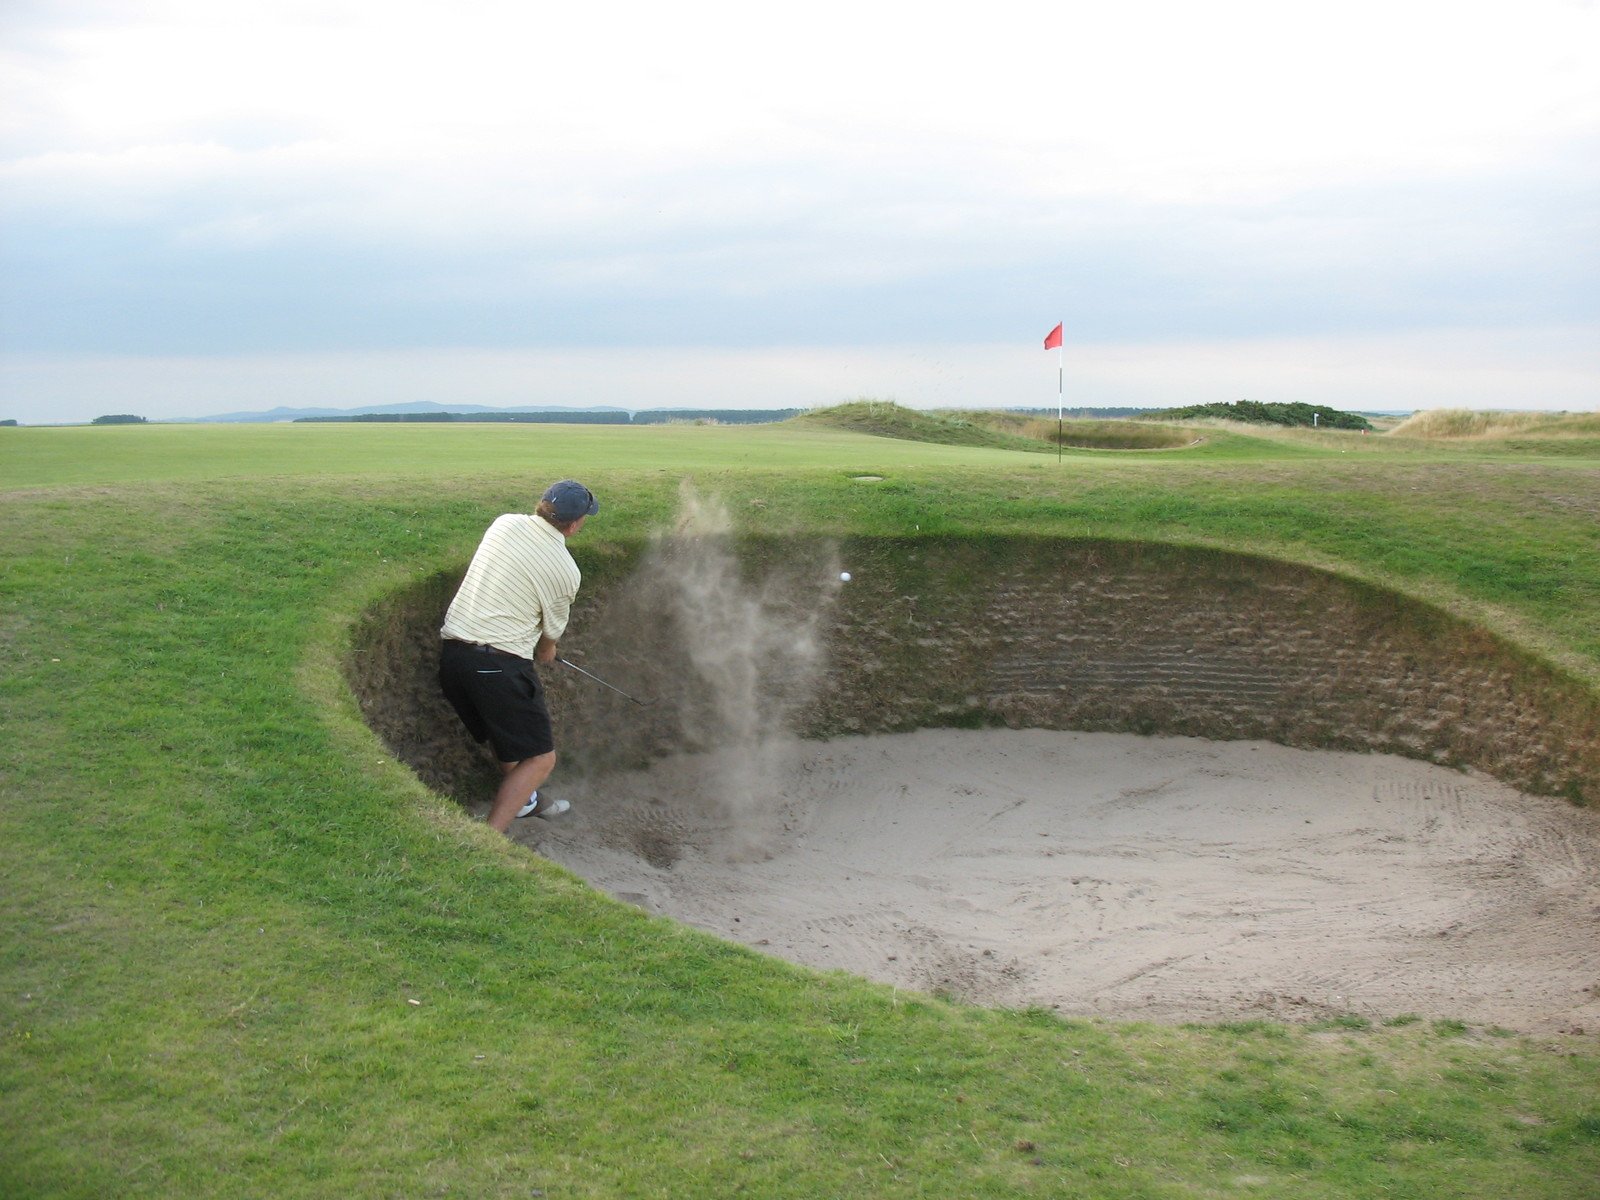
[445,638,529,662]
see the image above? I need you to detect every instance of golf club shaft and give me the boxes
[555,656,650,706]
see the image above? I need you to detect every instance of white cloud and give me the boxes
[8,1,1597,206]
[2,1,1596,418]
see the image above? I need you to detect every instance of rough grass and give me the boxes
[792,399,1054,451]
[945,409,1198,450]
[797,401,1213,453]
[1390,410,1600,439]
[3,424,1599,1198]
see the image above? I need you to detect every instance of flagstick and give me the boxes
[1056,328,1064,464]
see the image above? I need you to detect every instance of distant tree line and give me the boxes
[92,414,149,425]
[633,409,804,425]
[295,409,804,425]
[0,419,18,427]
[1152,401,1373,431]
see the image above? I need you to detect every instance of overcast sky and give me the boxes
[2,0,1596,422]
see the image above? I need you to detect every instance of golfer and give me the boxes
[438,479,599,833]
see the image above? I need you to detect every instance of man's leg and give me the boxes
[487,751,556,832]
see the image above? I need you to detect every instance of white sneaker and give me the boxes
[516,792,571,820]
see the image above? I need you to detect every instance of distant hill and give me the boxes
[289,407,805,426]
[296,410,631,425]
[194,401,629,423]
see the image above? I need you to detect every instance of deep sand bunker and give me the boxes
[525,730,1599,1032]
[351,498,1600,1033]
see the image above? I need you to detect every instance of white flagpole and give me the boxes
[1056,321,1064,464]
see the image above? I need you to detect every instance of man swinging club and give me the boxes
[438,479,599,832]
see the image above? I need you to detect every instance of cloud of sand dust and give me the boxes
[621,481,839,853]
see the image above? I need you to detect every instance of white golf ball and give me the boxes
[839,571,852,582]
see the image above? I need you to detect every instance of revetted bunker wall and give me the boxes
[348,536,1600,805]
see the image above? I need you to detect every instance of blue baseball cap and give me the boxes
[542,479,600,522]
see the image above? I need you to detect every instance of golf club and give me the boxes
[555,656,653,706]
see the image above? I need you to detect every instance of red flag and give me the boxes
[1043,322,1063,350]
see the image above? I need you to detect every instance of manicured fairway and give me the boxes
[2,420,1597,1198]
[0,421,1092,487]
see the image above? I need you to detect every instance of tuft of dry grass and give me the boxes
[944,409,1197,450]
[1391,410,1600,439]
[1021,417,1195,450]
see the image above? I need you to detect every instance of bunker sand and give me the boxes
[521,729,1600,1033]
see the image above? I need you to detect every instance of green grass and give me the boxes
[3,418,1599,1197]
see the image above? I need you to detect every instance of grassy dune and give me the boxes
[797,400,1225,453]
[1391,410,1600,440]
[790,399,1058,452]
[2,418,1598,1198]
[947,409,1199,450]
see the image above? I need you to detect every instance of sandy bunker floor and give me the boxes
[513,729,1600,1033]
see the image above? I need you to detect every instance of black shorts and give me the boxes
[438,639,555,763]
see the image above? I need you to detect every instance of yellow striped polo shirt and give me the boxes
[440,513,581,660]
